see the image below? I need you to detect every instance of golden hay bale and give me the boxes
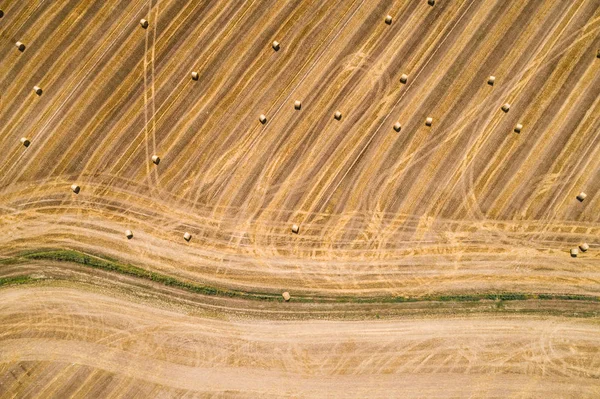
[514,123,523,133]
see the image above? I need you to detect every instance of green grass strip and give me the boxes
[5,249,600,304]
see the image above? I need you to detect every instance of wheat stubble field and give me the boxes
[0,0,599,397]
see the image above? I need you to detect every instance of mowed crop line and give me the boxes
[200,0,372,210]
[180,0,362,207]
[235,0,443,224]
[150,0,340,195]
[97,0,262,194]
[0,0,140,175]
[240,0,457,225]
[385,0,545,224]
[41,0,234,217]
[377,0,598,222]
[229,2,422,220]
[474,0,593,216]
[0,0,94,174]
[73,0,222,181]
[309,0,477,220]
[352,0,508,227]
[0,0,148,187]
[144,0,328,193]
[462,0,591,215]
[39,0,211,184]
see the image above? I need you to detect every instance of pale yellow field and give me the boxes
[0,0,599,397]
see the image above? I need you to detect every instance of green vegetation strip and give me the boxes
[3,249,600,304]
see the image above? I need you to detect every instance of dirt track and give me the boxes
[1,0,599,396]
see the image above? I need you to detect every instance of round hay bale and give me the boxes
[570,248,578,258]
[152,155,160,165]
[140,19,149,28]
[20,137,30,147]
[425,117,433,126]
[33,86,43,95]
[71,184,80,194]
[488,76,495,86]
[393,122,401,132]
[191,71,199,80]
[514,123,523,133]
[501,103,510,113]
[576,192,587,202]
[183,232,192,242]
[334,111,342,120]
[428,0,435,6]
[125,230,133,239]
[400,74,408,84]
[259,114,267,124]
[292,224,299,234]
[385,15,392,25]
[294,100,302,110]
[15,41,25,52]
[282,292,291,302]
[272,41,280,51]
[579,243,589,252]
[0,10,4,18]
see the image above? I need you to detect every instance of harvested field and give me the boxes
[1,0,599,396]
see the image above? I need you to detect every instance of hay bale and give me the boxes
[385,15,393,25]
[579,243,589,252]
[191,71,199,80]
[282,292,291,301]
[292,224,299,234]
[400,74,408,84]
[294,100,302,110]
[125,230,133,239]
[570,248,578,258]
[71,184,80,194]
[576,192,587,202]
[334,111,342,120]
[15,41,25,52]
[514,123,523,133]
[501,103,510,113]
[428,0,435,5]
[488,76,495,86]
[272,41,280,51]
[425,117,433,126]
[0,10,4,18]
[152,155,160,165]
[259,114,267,124]
[20,137,30,147]
[183,232,192,242]
[33,86,43,95]
[597,49,600,58]
[393,122,401,132]
[140,19,149,28]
